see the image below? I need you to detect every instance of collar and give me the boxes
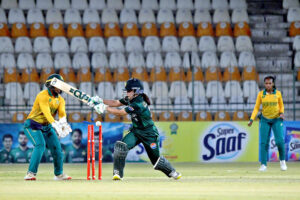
[263,89,276,95]
[47,88,58,98]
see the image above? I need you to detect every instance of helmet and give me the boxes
[45,74,64,88]
[124,78,144,94]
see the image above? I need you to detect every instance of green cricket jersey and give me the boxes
[64,144,87,163]
[11,147,33,163]
[0,148,13,163]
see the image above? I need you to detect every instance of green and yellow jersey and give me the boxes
[11,147,33,163]
[64,144,87,163]
[250,89,284,120]
[0,149,13,163]
[27,89,66,124]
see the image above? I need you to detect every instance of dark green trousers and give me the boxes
[259,116,285,165]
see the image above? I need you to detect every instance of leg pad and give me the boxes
[113,141,129,178]
[153,156,175,177]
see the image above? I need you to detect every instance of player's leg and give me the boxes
[271,118,287,170]
[259,117,272,170]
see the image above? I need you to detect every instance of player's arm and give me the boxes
[278,91,284,119]
[248,92,262,126]
[106,107,127,116]
[103,100,123,107]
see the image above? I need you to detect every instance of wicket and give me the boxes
[87,124,102,180]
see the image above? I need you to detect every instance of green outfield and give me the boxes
[0,162,299,200]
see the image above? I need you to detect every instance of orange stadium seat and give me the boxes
[94,67,113,83]
[223,66,241,81]
[242,66,259,81]
[30,23,47,38]
[67,23,84,38]
[233,22,251,37]
[215,22,232,37]
[232,111,249,121]
[177,111,193,121]
[77,67,92,82]
[158,111,176,121]
[151,112,157,121]
[113,67,130,82]
[168,67,186,82]
[104,22,121,38]
[59,68,77,83]
[205,66,223,82]
[0,23,10,36]
[196,111,212,121]
[11,23,28,38]
[123,114,131,122]
[141,22,158,37]
[186,67,204,82]
[104,113,122,122]
[160,22,177,37]
[48,23,65,38]
[289,21,300,37]
[178,22,195,37]
[214,111,231,121]
[40,67,55,83]
[68,112,84,122]
[85,23,103,38]
[197,22,214,37]
[298,70,300,81]
[131,67,149,80]
[4,68,19,83]
[86,111,103,122]
[12,112,27,123]
[123,22,139,37]
[150,67,167,82]
[20,68,39,83]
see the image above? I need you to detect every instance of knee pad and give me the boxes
[113,141,129,178]
[153,156,175,177]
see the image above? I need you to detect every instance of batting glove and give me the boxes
[87,96,103,107]
[94,103,108,114]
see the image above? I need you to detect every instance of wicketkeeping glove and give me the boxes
[58,117,72,138]
[51,120,64,136]
[94,103,108,114]
[87,96,103,107]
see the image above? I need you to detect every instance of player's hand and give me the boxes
[94,103,108,114]
[87,96,103,107]
[279,113,284,120]
[247,120,253,127]
[51,120,63,136]
[59,117,72,138]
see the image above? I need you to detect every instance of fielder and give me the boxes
[23,74,72,180]
[248,75,287,171]
[88,78,181,180]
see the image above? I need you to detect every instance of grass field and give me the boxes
[0,162,300,200]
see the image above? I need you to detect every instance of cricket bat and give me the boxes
[50,77,95,104]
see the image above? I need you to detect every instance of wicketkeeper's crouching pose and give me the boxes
[88,78,181,180]
[23,74,72,180]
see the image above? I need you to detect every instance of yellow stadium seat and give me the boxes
[150,67,167,82]
[59,68,77,83]
[196,111,212,121]
[141,22,158,37]
[12,112,27,123]
[131,67,149,80]
[205,66,223,82]
[233,22,251,37]
[20,68,39,83]
[77,67,92,82]
[4,68,19,83]
[67,23,84,38]
[178,22,195,37]
[177,111,193,121]
[232,111,249,121]
[0,23,10,36]
[68,112,84,122]
[40,67,55,83]
[123,23,139,37]
[11,23,28,38]
[30,23,47,38]
[104,22,121,38]
[214,111,231,121]
[186,67,204,82]
[242,66,259,81]
[223,66,241,81]
[158,111,176,121]
[94,67,113,83]
[85,23,103,38]
[168,67,186,82]
[215,22,232,37]
[197,22,214,37]
[289,21,300,37]
[48,23,65,38]
[160,22,177,37]
[113,67,130,82]
[104,114,122,122]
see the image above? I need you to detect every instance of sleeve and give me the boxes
[38,94,56,124]
[124,103,141,114]
[250,92,262,121]
[278,91,284,114]
[58,97,67,119]
[119,98,128,105]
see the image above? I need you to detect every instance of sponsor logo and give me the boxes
[127,106,134,111]
[150,143,157,149]
[69,88,90,102]
[170,123,178,135]
[289,138,300,152]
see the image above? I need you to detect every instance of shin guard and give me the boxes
[113,141,129,178]
[153,156,175,177]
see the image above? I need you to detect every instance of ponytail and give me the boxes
[142,93,151,105]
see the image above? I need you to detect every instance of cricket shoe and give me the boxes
[112,174,123,181]
[24,172,36,181]
[54,174,72,181]
[259,164,267,172]
[170,171,182,180]
[280,160,287,171]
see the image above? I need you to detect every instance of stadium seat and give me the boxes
[52,37,69,53]
[177,0,193,10]
[102,9,119,24]
[293,35,300,50]
[0,9,7,24]
[173,96,192,113]
[160,0,176,10]
[72,53,90,70]
[157,9,175,24]
[89,37,106,53]
[162,36,180,52]
[83,8,100,24]
[160,22,177,37]
[70,37,88,53]
[36,0,53,10]
[132,67,148,80]
[141,22,158,37]
[177,111,193,121]
[77,67,92,82]
[242,66,259,81]
[236,36,253,52]
[287,7,300,22]
[120,8,137,24]
[193,96,209,111]
[224,80,243,98]
[158,111,175,121]
[17,53,35,69]
[168,67,186,82]
[27,8,44,24]
[194,9,212,24]
[186,67,204,82]
[213,9,230,24]
[53,52,70,69]
[230,0,247,9]
[283,0,300,9]
[294,51,300,68]
[146,52,163,69]
[205,66,222,82]
[212,0,229,9]
[169,81,188,98]
[164,52,182,69]
[107,37,125,52]
[0,23,9,36]
[215,22,232,37]
[214,111,231,121]
[185,51,201,68]
[12,112,27,123]
[67,23,84,38]
[68,112,84,123]
[113,67,130,82]
[79,81,96,98]
[228,96,245,111]
[123,23,139,37]
[223,66,241,81]
[125,36,143,52]
[124,0,141,10]
[196,111,212,121]
[206,81,224,99]
[40,67,55,83]
[0,37,14,53]
[232,111,249,121]
[91,53,109,69]
[195,0,211,10]
[107,0,123,10]
[150,67,167,82]
[5,82,25,109]
[176,9,193,24]
[144,36,161,52]
[138,9,156,24]
[2,0,17,9]
[46,9,63,24]
[128,52,145,68]
[151,81,169,98]
[71,0,88,10]
[54,0,70,10]
[217,36,235,52]
[289,21,300,37]
[30,23,47,38]
[154,97,173,113]
[21,67,39,84]
[36,53,53,70]
[180,36,197,52]
[104,23,122,37]
[231,9,249,24]
[243,80,259,99]
[201,51,219,68]
[234,22,251,37]
[8,8,25,24]
[59,67,77,83]
[142,0,158,10]
[88,0,105,10]
[178,22,195,37]
[188,81,205,99]
[115,81,126,99]
[15,37,32,53]
[109,52,127,69]
[11,23,28,38]
[220,51,238,69]
[298,70,300,81]
[1,53,16,68]
[24,82,40,105]
[64,9,81,24]
[197,22,214,37]
[48,23,65,38]
[199,36,216,52]
[210,96,227,112]
[85,23,103,38]
[239,51,256,68]
[94,67,112,82]
[4,67,19,83]
[104,114,122,122]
